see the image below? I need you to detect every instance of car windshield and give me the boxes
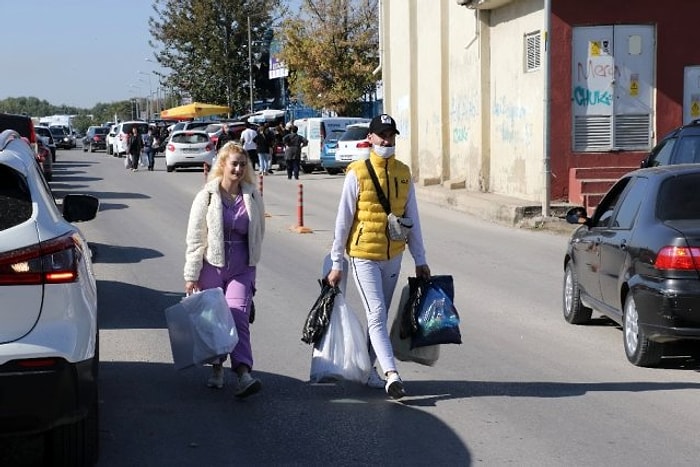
[674,136,700,164]
[50,127,66,136]
[657,173,700,221]
[35,127,50,137]
[0,165,32,231]
[324,130,345,143]
[340,126,369,141]
[204,124,222,133]
[171,132,210,144]
[95,128,109,135]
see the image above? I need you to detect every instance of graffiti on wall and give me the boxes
[573,56,617,110]
[450,95,478,144]
[493,97,532,145]
[574,86,612,106]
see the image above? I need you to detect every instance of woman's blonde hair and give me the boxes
[208,142,255,184]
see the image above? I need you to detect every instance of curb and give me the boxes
[415,185,578,236]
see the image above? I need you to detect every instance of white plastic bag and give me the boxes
[310,293,371,384]
[165,288,238,369]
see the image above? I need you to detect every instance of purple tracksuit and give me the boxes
[197,194,256,370]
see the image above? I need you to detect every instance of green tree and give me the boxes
[149,0,283,115]
[279,0,379,115]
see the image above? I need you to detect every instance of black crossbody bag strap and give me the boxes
[365,159,391,215]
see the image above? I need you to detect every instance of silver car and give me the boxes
[164,129,216,172]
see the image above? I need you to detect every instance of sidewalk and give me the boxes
[414,183,578,236]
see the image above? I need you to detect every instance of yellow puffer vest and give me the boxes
[346,152,411,260]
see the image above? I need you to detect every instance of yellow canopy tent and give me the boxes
[160,102,230,120]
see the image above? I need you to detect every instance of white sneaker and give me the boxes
[235,372,262,398]
[207,364,224,389]
[385,373,406,400]
[366,367,385,389]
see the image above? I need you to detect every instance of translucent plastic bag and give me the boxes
[309,293,371,384]
[411,283,462,349]
[165,288,238,369]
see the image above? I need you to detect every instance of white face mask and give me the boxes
[373,145,395,158]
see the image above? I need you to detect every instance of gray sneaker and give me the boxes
[207,364,224,389]
[235,372,262,398]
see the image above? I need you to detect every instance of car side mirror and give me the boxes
[62,194,99,223]
[565,206,589,225]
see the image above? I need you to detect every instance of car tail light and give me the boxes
[357,141,371,149]
[0,232,81,285]
[654,246,700,271]
[167,144,175,152]
[206,143,213,151]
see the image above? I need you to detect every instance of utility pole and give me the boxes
[248,15,254,114]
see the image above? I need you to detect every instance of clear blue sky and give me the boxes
[0,2,169,109]
[1,1,301,110]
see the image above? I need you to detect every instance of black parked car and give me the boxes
[82,126,109,152]
[49,126,73,149]
[641,119,700,167]
[563,165,700,367]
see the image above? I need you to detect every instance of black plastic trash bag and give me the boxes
[301,280,340,345]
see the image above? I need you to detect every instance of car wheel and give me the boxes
[83,144,88,152]
[301,164,314,174]
[107,144,112,155]
[562,262,592,324]
[326,168,341,175]
[166,165,175,173]
[623,294,663,367]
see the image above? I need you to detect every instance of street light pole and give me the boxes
[248,15,254,114]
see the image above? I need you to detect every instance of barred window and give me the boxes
[525,31,541,72]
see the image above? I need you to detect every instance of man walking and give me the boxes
[326,113,431,400]
[240,123,259,171]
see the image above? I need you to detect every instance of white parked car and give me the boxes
[111,121,149,156]
[165,129,216,172]
[335,123,371,164]
[106,123,118,155]
[0,129,100,464]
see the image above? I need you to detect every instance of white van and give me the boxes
[293,117,369,173]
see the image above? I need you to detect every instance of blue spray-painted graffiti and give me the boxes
[574,86,612,106]
[453,127,468,143]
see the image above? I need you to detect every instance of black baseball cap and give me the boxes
[369,113,400,135]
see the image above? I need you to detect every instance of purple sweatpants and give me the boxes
[197,195,256,371]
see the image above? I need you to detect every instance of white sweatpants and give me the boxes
[350,254,403,375]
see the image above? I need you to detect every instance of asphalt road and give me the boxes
[5,147,700,466]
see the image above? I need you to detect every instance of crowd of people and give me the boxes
[182,113,431,401]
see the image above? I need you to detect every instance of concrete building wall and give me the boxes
[383,0,544,200]
[489,0,544,199]
[384,1,483,190]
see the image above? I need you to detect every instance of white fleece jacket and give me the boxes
[184,178,265,282]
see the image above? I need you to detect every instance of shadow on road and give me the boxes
[96,362,471,466]
[96,279,179,330]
